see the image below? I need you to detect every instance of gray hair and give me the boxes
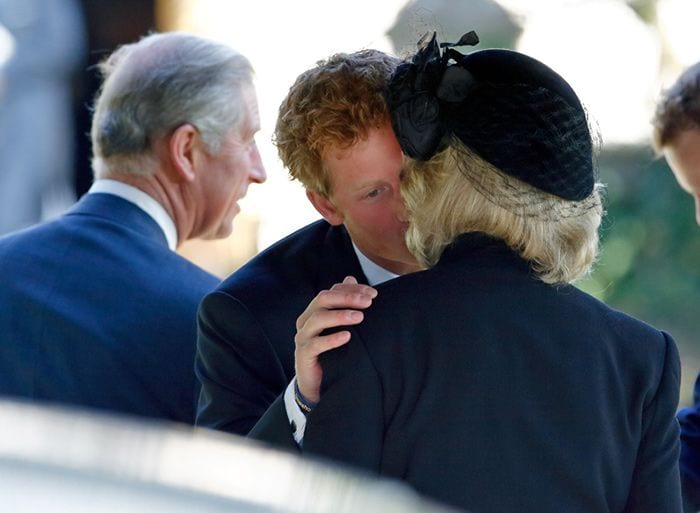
[91,32,254,178]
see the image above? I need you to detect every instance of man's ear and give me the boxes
[167,123,199,183]
[306,190,344,226]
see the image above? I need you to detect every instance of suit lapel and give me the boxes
[316,224,368,289]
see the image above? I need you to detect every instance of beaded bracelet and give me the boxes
[294,381,318,416]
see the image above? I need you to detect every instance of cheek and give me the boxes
[229,172,246,191]
[212,175,239,211]
[223,162,248,194]
[371,208,405,236]
[346,199,405,236]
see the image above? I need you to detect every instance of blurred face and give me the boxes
[198,83,266,239]
[308,123,421,275]
[664,128,700,226]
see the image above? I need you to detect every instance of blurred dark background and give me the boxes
[73,0,157,197]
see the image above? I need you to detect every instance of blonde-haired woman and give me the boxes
[302,34,681,513]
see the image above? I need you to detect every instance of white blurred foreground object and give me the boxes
[0,23,12,69]
[0,399,463,513]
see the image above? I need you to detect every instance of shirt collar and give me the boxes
[352,243,398,286]
[88,179,178,251]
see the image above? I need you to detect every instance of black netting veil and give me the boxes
[386,33,602,219]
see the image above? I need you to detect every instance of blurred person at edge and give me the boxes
[0,21,12,94]
[195,49,422,442]
[0,0,85,235]
[0,32,266,423]
[653,61,700,513]
[289,34,681,513]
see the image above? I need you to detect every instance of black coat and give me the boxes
[195,220,367,436]
[304,232,682,513]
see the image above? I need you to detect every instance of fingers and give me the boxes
[294,276,375,404]
[296,329,352,363]
[334,275,377,297]
[294,327,353,402]
[298,307,365,340]
[294,324,354,404]
[296,277,377,330]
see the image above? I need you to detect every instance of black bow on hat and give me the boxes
[385,32,595,202]
[384,31,479,162]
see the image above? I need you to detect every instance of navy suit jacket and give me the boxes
[0,193,219,423]
[677,380,700,511]
[304,233,682,513]
[195,220,367,436]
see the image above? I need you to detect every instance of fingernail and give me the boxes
[349,311,363,320]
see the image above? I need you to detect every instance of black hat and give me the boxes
[386,33,595,202]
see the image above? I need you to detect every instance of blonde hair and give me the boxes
[274,50,400,197]
[402,142,604,284]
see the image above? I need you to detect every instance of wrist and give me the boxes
[294,381,319,416]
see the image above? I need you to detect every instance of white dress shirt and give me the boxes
[89,179,178,250]
[285,243,398,444]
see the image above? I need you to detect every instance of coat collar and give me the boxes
[315,223,369,288]
[438,231,529,271]
[67,193,169,248]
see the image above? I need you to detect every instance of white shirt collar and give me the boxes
[88,179,178,250]
[352,243,398,286]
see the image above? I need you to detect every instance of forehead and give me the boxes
[240,83,260,127]
[234,82,259,132]
[322,123,402,188]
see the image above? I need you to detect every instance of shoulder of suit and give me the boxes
[257,219,346,258]
[0,212,90,260]
[214,220,342,295]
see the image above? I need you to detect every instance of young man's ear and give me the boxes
[167,123,199,183]
[306,190,344,225]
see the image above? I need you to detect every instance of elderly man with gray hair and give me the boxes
[0,32,266,423]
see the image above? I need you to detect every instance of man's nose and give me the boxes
[249,143,266,184]
[396,199,409,223]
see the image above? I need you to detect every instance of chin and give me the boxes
[199,222,233,241]
[215,223,234,240]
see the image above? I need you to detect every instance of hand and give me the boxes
[294,276,377,404]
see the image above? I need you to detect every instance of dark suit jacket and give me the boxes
[195,220,367,437]
[305,232,682,513]
[0,193,218,423]
[677,381,700,512]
